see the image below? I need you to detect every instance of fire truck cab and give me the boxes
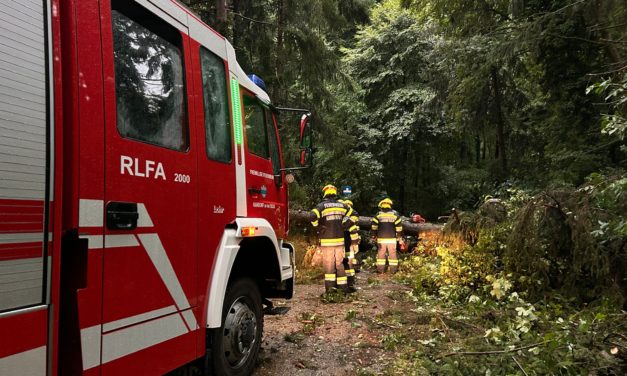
[0,0,311,375]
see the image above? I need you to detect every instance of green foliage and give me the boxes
[588,74,627,141]
[505,174,627,306]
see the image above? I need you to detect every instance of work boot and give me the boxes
[338,284,350,294]
[324,280,336,293]
[346,276,357,293]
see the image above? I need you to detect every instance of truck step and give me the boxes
[263,306,290,315]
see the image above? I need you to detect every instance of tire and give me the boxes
[209,278,263,376]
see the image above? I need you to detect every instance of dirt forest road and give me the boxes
[254,270,419,376]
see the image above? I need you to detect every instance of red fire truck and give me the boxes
[0,0,312,375]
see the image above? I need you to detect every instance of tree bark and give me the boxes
[491,66,507,175]
[475,135,481,165]
[594,0,625,74]
[288,209,443,236]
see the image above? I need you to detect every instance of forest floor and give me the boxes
[252,235,626,376]
[254,268,420,376]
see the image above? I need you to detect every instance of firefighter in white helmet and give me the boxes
[311,185,355,293]
[371,198,402,273]
[339,199,359,291]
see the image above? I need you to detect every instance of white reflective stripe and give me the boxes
[138,234,198,330]
[101,311,188,365]
[0,232,50,244]
[105,234,139,248]
[79,199,104,227]
[181,310,198,330]
[80,235,103,249]
[102,305,177,333]
[81,325,102,370]
[79,235,140,249]
[0,346,46,376]
[136,203,154,227]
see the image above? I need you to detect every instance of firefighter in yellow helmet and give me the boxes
[371,198,402,273]
[339,199,360,291]
[311,185,355,293]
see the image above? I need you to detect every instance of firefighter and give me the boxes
[311,185,355,293]
[371,198,402,273]
[339,199,360,290]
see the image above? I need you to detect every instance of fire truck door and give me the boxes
[243,94,288,238]
[100,3,198,371]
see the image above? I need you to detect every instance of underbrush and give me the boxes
[390,251,626,375]
[384,172,627,375]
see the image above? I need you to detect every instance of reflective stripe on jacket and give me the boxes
[311,199,354,245]
[372,208,401,240]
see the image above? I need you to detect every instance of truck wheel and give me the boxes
[210,278,263,376]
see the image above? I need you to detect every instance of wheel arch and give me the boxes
[204,218,293,328]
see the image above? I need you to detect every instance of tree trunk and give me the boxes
[274,0,285,102]
[594,0,624,74]
[398,141,409,214]
[491,66,507,175]
[208,0,228,36]
[288,210,442,236]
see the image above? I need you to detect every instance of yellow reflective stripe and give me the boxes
[312,220,319,227]
[325,274,336,281]
[346,269,355,276]
[372,225,379,230]
[372,217,379,223]
[394,218,402,224]
[395,226,402,231]
[378,238,397,244]
[350,215,359,222]
[312,208,321,218]
[376,259,387,265]
[379,213,396,218]
[320,238,344,245]
[337,276,348,285]
[349,225,359,231]
[321,207,347,215]
[388,260,399,265]
[346,207,353,217]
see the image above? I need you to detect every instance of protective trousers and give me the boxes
[351,243,360,272]
[343,246,356,289]
[376,242,398,273]
[322,245,348,292]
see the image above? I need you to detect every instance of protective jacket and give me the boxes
[372,208,402,244]
[311,198,354,246]
[343,207,360,248]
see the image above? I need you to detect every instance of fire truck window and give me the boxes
[266,110,281,177]
[200,47,231,163]
[112,10,189,151]
[243,96,269,158]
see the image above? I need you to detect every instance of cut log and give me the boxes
[288,209,442,236]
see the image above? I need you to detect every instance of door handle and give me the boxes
[106,202,139,230]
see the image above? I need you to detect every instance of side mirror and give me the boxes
[299,113,312,149]
[299,148,313,167]
[277,108,313,172]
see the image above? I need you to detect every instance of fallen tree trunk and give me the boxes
[289,209,442,236]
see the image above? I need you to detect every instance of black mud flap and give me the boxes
[262,298,291,315]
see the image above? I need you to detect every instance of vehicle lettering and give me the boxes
[252,202,276,209]
[120,155,166,180]
[249,169,274,180]
[174,173,191,183]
